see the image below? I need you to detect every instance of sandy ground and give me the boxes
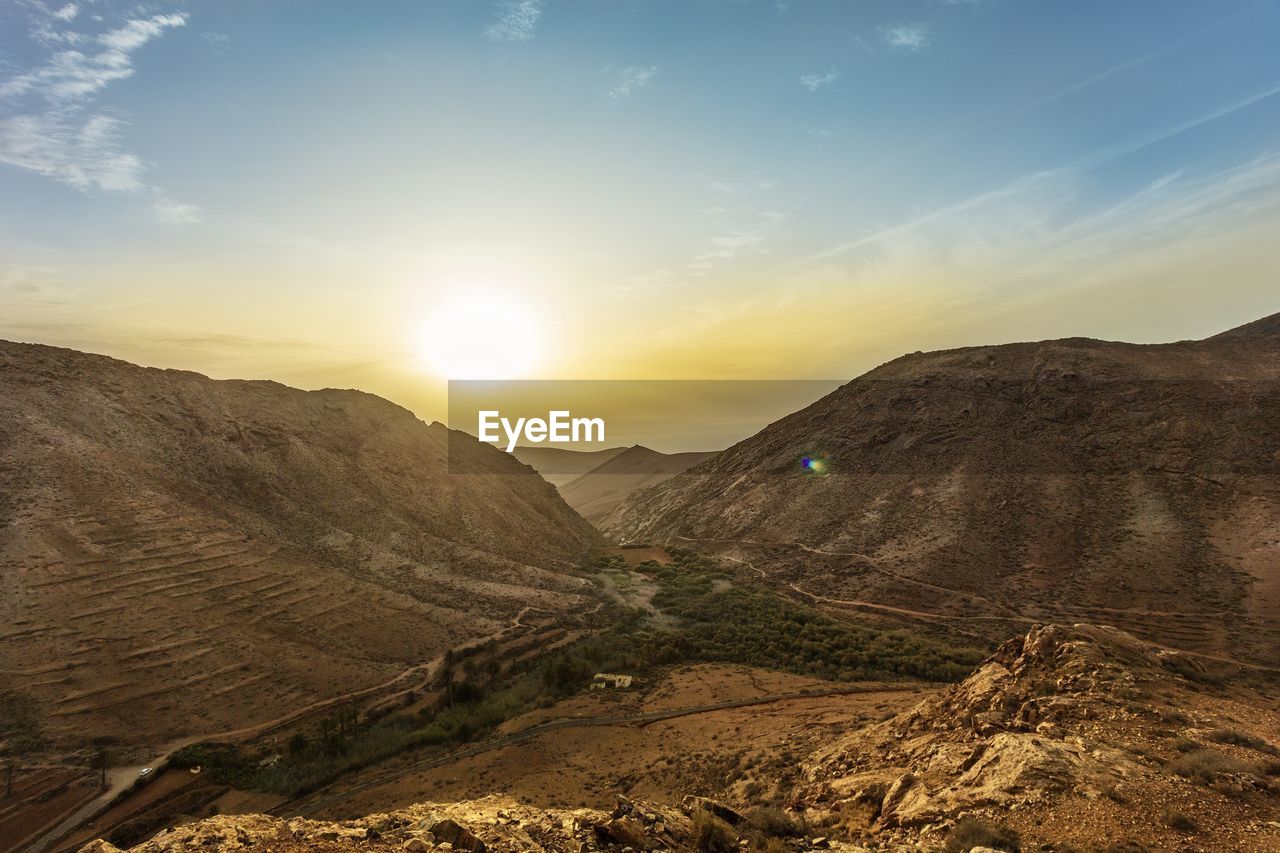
[303,664,932,819]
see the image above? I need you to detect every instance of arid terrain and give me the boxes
[605,314,1280,666]
[5,318,1280,853]
[0,340,603,849]
[75,625,1280,852]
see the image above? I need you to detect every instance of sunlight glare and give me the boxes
[419,291,542,379]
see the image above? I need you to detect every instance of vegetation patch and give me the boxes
[943,817,1021,853]
[186,551,979,798]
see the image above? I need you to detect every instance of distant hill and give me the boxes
[0,341,602,757]
[559,445,717,525]
[603,313,1280,665]
[511,445,629,487]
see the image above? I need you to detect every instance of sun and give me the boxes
[418,292,543,380]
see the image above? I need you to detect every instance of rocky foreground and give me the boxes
[802,624,1280,850]
[84,624,1280,852]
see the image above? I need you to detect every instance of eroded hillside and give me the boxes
[0,341,601,761]
[603,315,1280,665]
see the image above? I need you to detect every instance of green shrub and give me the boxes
[746,805,804,838]
[1204,728,1278,755]
[944,817,1021,853]
[692,811,738,853]
[1161,805,1198,833]
[1167,748,1254,784]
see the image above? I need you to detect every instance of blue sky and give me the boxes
[2,1,1279,416]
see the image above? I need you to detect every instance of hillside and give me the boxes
[800,623,1280,851]
[510,445,628,488]
[83,623,1280,852]
[558,446,717,525]
[0,341,602,763]
[602,314,1280,665]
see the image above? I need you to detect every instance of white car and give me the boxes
[138,767,154,779]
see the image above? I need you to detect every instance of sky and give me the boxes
[2,0,1280,426]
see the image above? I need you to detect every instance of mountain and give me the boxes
[510,445,629,488]
[0,341,602,760]
[602,314,1280,665]
[557,445,717,525]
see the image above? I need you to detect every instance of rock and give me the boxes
[593,817,649,849]
[683,795,745,826]
[403,839,429,852]
[429,819,486,853]
[878,772,917,826]
[78,842,124,853]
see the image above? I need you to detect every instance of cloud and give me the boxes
[486,0,543,41]
[882,23,930,51]
[202,31,231,53]
[2,13,188,99]
[153,196,201,224]
[0,8,198,222]
[799,67,839,91]
[0,264,79,305]
[0,111,145,191]
[609,65,658,100]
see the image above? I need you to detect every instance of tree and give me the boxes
[287,733,309,757]
[89,747,109,789]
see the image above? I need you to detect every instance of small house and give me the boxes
[590,672,633,690]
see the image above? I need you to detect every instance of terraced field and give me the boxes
[0,340,603,769]
[1,492,480,755]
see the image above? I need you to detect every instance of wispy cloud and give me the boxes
[202,31,231,54]
[881,23,930,51]
[0,111,144,191]
[0,7,198,223]
[1,264,79,306]
[485,0,543,41]
[153,196,202,225]
[799,86,1280,268]
[609,65,658,100]
[799,67,839,91]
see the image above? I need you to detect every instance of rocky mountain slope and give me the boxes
[558,446,717,525]
[0,341,601,758]
[602,314,1280,665]
[800,623,1280,851]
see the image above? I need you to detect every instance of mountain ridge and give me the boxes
[602,313,1280,665]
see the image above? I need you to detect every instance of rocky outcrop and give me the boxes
[802,623,1276,833]
[81,794,833,852]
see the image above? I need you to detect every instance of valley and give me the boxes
[3,319,1279,853]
